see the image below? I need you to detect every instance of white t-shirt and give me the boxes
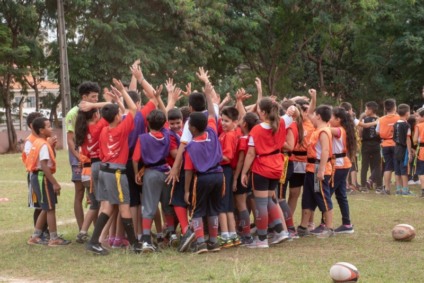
[181,103,220,143]
[36,144,53,170]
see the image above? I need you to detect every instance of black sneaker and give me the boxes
[334,225,354,234]
[86,242,109,255]
[191,241,208,254]
[297,225,311,237]
[206,241,221,252]
[178,228,195,252]
[130,242,142,254]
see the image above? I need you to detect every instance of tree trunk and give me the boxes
[1,75,18,153]
[49,94,62,128]
[18,96,25,131]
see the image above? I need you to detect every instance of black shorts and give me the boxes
[31,171,57,211]
[170,170,187,207]
[126,159,142,207]
[234,174,252,195]
[301,172,332,212]
[289,172,306,188]
[382,146,395,172]
[191,172,223,218]
[251,172,279,192]
[219,165,235,213]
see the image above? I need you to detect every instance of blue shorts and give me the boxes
[394,159,408,176]
[382,146,395,172]
[31,171,57,211]
[191,172,223,218]
[219,165,235,213]
[416,160,424,175]
[71,165,82,182]
[301,172,332,212]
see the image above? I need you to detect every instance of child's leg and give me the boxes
[235,194,250,237]
[141,169,163,244]
[118,203,137,245]
[333,169,351,226]
[160,182,176,234]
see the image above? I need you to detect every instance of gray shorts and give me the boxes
[142,169,173,219]
[98,163,130,205]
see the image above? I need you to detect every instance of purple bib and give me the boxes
[125,111,145,158]
[185,127,223,173]
[139,128,170,172]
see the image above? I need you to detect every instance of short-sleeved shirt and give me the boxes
[219,130,238,166]
[181,104,220,143]
[248,118,286,179]
[99,113,134,165]
[36,144,53,170]
[376,114,400,147]
[80,118,109,160]
[65,105,80,166]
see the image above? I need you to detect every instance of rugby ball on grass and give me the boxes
[329,262,359,282]
[392,224,415,241]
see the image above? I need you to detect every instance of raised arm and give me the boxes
[307,88,317,122]
[130,64,156,102]
[204,82,215,119]
[113,78,136,117]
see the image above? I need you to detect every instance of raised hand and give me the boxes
[181,82,192,97]
[308,89,317,99]
[165,78,175,94]
[235,88,252,101]
[170,87,182,102]
[154,84,164,98]
[255,77,263,99]
[196,67,210,83]
[112,78,125,92]
[130,65,144,82]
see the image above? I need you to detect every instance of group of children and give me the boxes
[23,60,424,255]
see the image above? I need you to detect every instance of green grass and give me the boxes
[1,150,424,282]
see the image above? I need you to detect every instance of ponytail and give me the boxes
[332,107,357,160]
[259,97,280,134]
[296,105,304,145]
[75,109,98,147]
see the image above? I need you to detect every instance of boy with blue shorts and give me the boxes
[393,104,412,195]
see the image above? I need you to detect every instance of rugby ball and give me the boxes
[329,262,359,282]
[392,224,416,241]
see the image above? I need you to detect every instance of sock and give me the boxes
[221,231,230,240]
[49,231,58,240]
[90,213,109,245]
[142,218,153,236]
[396,185,402,191]
[174,206,189,234]
[239,210,251,237]
[80,230,87,235]
[229,232,237,239]
[208,216,218,243]
[192,217,204,243]
[32,229,42,239]
[278,200,294,228]
[402,187,409,193]
[137,234,142,241]
[267,197,282,231]
[122,217,137,245]
[164,214,175,233]
[255,197,268,241]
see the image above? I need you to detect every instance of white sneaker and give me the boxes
[415,180,421,185]
[246,237,269,249]
[141,242,156,253]
[316,227,335,239]
[408,180,415,185]
[269,231,290,245]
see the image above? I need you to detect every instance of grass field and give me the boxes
[1,150,424,282]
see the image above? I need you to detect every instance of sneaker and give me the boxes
[334,225,354,234]
[296,226,311,237]
[130,242,142,254]
[141,242,156,253]
[246,237,269,249]
[40,231,50,241]
[178,228,195,252]
[206,241,221,252]
[402,190,415,197]
[240,235,254,245]
[107,237,115,247]
[366,179,374,190]
[415,180,421,185]
[76,232,90,244]
[221,238,234,248]
[288,228,299,239]
[231,235,242,247]
[376,188,390,195]
[396,189,402,195]
[307,222,315,231]
[359,187,369,193]
[316,227,335,238]
[310,224,326,235]
[86,242,109,255]
[48,237,71,246]
[27,236,48,245]
[112,238,127,249]
[191,241,208,254]
[408,179,415,185]
[169,234,180,248]
[269,231,290,245]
